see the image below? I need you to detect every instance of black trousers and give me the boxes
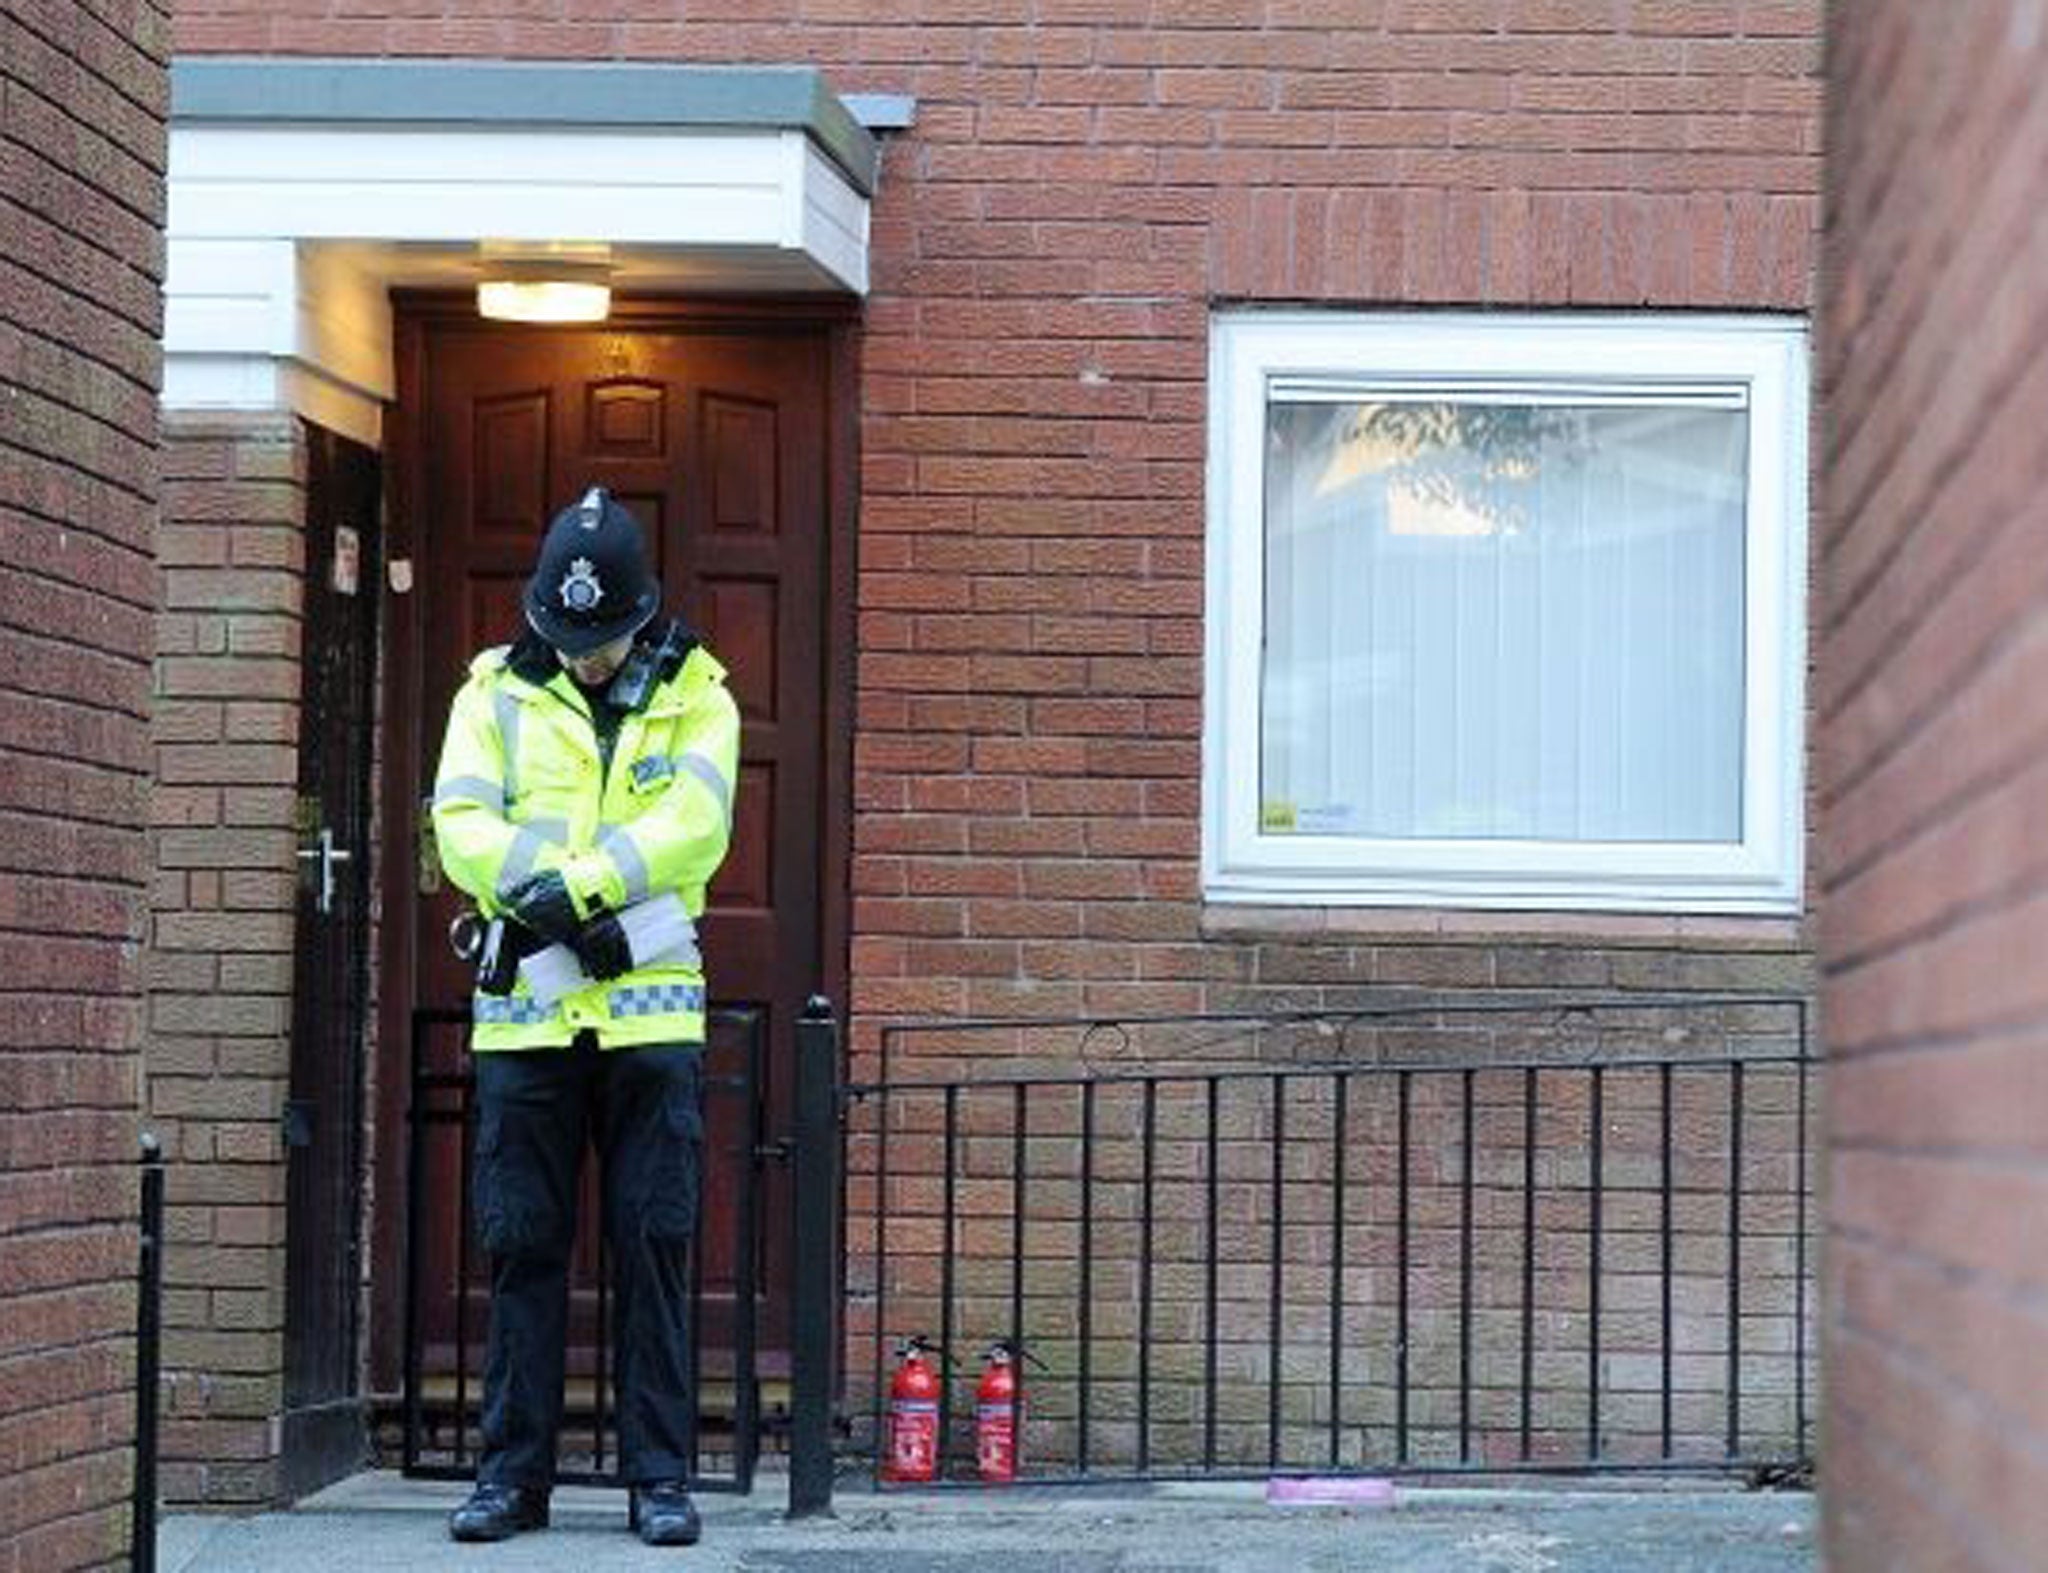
[470,1033,703,1489]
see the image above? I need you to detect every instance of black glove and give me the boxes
[573,909,633,982]
[499,870,582,950]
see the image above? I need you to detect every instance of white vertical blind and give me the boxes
[1259,396,1748,845]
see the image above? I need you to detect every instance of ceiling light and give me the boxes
[475,260,612,323]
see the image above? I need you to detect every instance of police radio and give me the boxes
[605,619,696,713]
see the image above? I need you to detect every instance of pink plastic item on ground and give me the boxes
[1264,1477,1397,1507]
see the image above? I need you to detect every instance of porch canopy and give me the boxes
[165,57,899,445]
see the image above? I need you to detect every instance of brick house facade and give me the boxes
[152,0,1824,1505]
[1,2,167,1564]
[1817,4,2048,1567]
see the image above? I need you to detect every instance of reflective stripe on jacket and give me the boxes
[431,638,739,1050]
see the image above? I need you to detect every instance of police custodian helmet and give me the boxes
[523,486,662,655]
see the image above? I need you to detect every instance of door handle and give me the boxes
[296,827,353,915]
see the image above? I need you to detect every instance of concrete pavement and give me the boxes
[158,1470,1816,1571]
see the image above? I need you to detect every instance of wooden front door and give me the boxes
[374,304,849,1405]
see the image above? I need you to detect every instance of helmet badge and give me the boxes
[560,556,605,613]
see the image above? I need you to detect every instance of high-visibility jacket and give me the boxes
[431,632,739,1051]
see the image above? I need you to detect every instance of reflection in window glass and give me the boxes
[1259,399,1748,844]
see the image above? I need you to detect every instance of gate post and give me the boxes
[786,996,841,1518]
[132,1132,165,1573]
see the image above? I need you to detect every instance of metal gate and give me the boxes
[400,1004,767,1492]
[845,996,1816,1489]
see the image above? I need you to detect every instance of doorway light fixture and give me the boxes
[475,259,613,323]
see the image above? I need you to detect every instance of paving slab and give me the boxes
[158,1470,1816,1572]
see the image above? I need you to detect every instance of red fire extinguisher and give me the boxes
[975,1341,1021,1484]
[883,1336,940,1483]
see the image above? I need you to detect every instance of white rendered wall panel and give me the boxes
[169,127,792,245]
[799,138,869,293]
[163,237,296,354]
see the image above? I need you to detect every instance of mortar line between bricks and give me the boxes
[1818,678,2048,900]
[5,385,174,490]
[1,285,167,401]
[0,1374,145,1431]
[0,427,160,513]
[1822,1000,2048,1063]
[0,739,153,788]
[0,620,160,673]
[1824,1364,2040,1573]
[0,89,167,223]
[1830,1222,2048,1315]
[0,1327,144,1378]
[0,494,161,572]
[1823,1014,2048,1066]
[2,7,168,130]
[0,789,156,835]
[0,225,165,331]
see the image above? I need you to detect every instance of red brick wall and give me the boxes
[840,1,1818,1036]
[1,3,167,1566]
[169,4,1825,1050]
[148,416,307,1507]
[1818,5,2048,1567]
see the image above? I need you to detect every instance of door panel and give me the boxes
[722,766,776,913]
[399,320,830,1387]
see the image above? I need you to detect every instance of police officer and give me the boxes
[432,487,739,1546]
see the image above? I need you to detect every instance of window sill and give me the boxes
[1199,903,1810,949]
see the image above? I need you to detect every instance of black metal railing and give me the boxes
[132,1132,166,1573]
[845,996,1816,1487]
[400,1004,766,1492]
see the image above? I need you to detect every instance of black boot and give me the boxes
[629,1481,702,1547]
[449,1481,550,1542]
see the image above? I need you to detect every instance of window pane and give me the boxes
[1259,399,1748,843]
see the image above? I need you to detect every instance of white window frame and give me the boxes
[1202,311,1810,914]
